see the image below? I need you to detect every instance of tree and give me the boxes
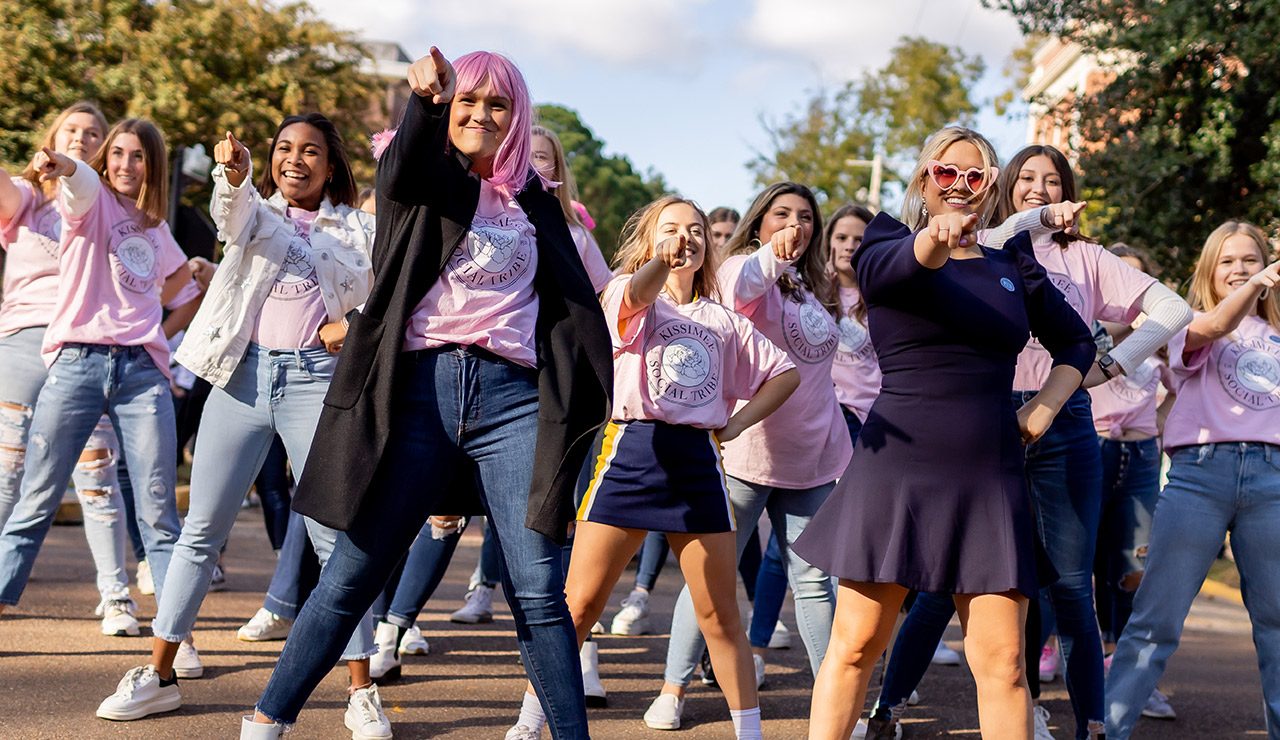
[536,103,668,261]
[0,0,380,198]
[985,0,1280,280]
[749,36,985,210]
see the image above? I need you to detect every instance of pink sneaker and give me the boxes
[1039,643,1061,683]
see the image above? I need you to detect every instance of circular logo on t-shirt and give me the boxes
[270,229,320,300]
[646,318,722,408]
[448,214,533,290]
[1000,277,1016,292]
[32,203,61,248]
[109,220,158,294]
[836,316,873,362]
[1218,338,1280,410]
[782,296,837,364]
[1109,358,1159,404]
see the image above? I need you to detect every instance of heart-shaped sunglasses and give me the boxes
[925,160,999,195]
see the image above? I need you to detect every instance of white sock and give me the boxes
[730,706,762,739]
[517,691,546,731]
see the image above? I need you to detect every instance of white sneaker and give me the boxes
[239,715,286,738]
[209,563,227,592]
[136,559,155,596]
[450,585,494,624]
[504,724,542,740]
[609,589,651,635]
[344,684,393,740]
[852,716,903,739]
[580,641,607,707]
[370,622,402,682]
[643,693,685,730]
[1033,704,1056,740]
[96,665,182,720]
[100,598,141,637]
[931,640,962,666]
[1141,687,1176,719]
[590,621,605,635]
[173,639,204,679]
[767,621,792,649]
[752,653,767,689]
[238,608,293,641]
[399,623,429,655]
[907,689,920,706]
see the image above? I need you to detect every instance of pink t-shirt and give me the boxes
[0,179,62,337]
[831,285,881,422]
[42,166,194,380]
[403,180,538,367]
[251,208,328,350]
[571,223,613,293]
[1013,235,1156,390]
[1162,315,1280,447]
[715,246,853,488]
[603,274,794,429]
[1088,356,1174,438]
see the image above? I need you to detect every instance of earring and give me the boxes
[921,203,929,220]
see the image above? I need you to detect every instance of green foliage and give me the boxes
[984,0,1280,281]
[536,103,667,261]
[749,36,984,211]
[0,0,380,201]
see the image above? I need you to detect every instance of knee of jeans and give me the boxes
[0,402,34,485]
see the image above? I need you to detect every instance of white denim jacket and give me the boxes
[175,163,374,387]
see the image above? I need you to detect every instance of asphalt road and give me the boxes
[0,507,1267,738]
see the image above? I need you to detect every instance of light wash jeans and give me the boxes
[0,327,132,605]
[662,477,835,685]
[256,346,587,736]
[150,344,373,658]
[0,343,179,605]
[1106,443,1280,738]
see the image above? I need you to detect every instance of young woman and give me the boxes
[1106,222,1280,738]
[643,182,849,730]
[0,118,196,619]
[0,102,151,636]
[858,143,1194,740]
[94,113,387,734]
[239,47,612,739]
[507,195,799,740]
[709,206,740,254]
[793,127,1097,740]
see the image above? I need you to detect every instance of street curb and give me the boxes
[1199,578,1244,606]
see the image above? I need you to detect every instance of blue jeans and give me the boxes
[262,510,320,619]
[1094,437,1160,643]
[152,346,372,658]
[255,435,292,550]
[256,346,587,736]
[1019,388,1105,738]
[636,530,670,591]
[1106,443,1280,738]
[663,477,834,684]
[374,518,467,627]
[469,516,505,590]
[0,343,179,605]
[747,532,788,647]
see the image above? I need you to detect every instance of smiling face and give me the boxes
[656,202,707,275]
[55,112,105,162]
[106,133,146,199]
[922,141,993,219]
[829,215,867,277]
[758,193,815,256]
[270,122,331,211]
[1012,154,1065,212]
[1213,233,1266,302]
[449,80,512,175]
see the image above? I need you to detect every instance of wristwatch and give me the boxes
[1097,353,1120,380]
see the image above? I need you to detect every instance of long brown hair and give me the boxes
[723,182,836,316]
[612,195,720,303]
[88,119,168,228]
[825,203,876,325]
[1187,221,1280,331]
[22,101,108,205]
[531,125,585,229]
[993,144,1094,248]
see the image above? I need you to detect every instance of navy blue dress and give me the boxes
[793,213,1094,597]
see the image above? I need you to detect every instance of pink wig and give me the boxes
[452,51,533,194]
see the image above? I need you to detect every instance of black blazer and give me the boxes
[291,94,613,543]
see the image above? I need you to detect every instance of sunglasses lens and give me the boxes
[966,169,986,190]
[931,165,959,189]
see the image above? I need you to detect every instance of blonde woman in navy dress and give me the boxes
[794,127,1095,739]
[505,196,799,740]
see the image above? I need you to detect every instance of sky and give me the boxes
[307,0,1033,214]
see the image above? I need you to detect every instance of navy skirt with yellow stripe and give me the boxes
[577,420,736,533]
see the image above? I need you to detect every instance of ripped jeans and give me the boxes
[0,327,131,604]
[0,342,179,606]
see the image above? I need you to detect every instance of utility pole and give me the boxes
[845,155,883,210]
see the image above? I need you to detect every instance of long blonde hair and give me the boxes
[613,195,720,303]
[531,125,585,229]
[1187,221,1280,331]
[22,101,109,205]
[901,126,1000,232]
